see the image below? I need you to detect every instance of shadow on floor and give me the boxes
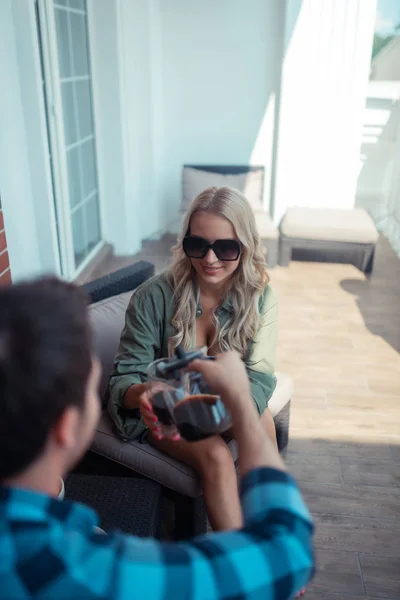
[340,235,400,354]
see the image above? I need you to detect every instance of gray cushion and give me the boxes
[88,291,132,401]
[88,291,292,497]
[91,373,291,498]
[92,412,238,498]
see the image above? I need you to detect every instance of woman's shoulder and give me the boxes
[259,283,278,314]
[130,272,174,305]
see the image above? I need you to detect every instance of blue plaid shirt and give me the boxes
[0,468,314,599]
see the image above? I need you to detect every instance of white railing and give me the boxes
[357,80,400,257]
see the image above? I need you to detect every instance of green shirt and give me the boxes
[108,273,278,441]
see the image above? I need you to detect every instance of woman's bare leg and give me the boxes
[149,408,276,530]
[149,433,242,531]
[260,407,278,449]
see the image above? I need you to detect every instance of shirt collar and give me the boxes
[0,485,98,532]
[196,293,234,316]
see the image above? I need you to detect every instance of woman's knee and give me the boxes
[195,438,234,480]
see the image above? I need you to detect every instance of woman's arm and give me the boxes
[245,286,279,413]
[107,281,164,439]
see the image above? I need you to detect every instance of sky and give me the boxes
[375,0,400,36]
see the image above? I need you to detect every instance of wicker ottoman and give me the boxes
[279,207,379,274]
[65,452,163,537]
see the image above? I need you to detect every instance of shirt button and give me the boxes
[196,309,202,317]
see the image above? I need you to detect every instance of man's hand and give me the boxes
[189,352,254,416]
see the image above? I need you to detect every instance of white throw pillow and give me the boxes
[182,167,264,213]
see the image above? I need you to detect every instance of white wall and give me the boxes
[371,38,400,81]
[157,0,284,227]
[0,0,43,281]
[273,0,377,222]
[116,0,163,243]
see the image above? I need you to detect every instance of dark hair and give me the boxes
[0,277,92,479]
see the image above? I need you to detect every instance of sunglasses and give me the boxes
[182,236,242,261]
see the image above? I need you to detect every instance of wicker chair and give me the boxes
[80,262,293,537]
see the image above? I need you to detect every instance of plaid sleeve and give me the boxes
[7,468,312,599]
[86,467,313,600]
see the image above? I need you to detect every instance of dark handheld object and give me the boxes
[152,346,229,442]
[155,346,214,379]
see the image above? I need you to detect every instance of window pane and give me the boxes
[85,194,101,251]
[76,80,93,138]
[70,12,89,76]
[72,206,87,267]
[67,148,82,209]
[54,7,71,78]
[61,82,78,145]
[81,139,97,197]
[69,0,86,10]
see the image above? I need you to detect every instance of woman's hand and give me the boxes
[139,385,181,441]
[123,383,147,410]
[139,390,163,440]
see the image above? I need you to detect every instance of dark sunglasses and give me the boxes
[182,236,241,261]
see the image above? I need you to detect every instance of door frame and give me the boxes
[37,0,104,280]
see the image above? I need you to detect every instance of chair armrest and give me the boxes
[81,261,155,304]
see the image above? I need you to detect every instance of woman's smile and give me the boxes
[200,264,223,276]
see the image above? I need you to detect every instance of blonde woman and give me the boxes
[108,186,278,531]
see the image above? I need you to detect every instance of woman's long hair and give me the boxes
[166,186,269,356]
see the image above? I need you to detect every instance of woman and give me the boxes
[108,186,278,531]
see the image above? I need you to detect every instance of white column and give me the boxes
[0,0,43,281]
[273,0,377,222]
[89,0,141,256]
[114,0,164,245]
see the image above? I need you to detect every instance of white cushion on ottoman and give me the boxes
[281,207,378,244]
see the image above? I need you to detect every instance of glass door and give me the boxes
[37,0,102,278]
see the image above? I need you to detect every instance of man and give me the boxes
[0,278,314,599]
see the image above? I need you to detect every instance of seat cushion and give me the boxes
[91,373,292,498]
[254,212,279,240]
[92,411,218,498]
[280,207,379,244]
[269,373,293,417]
[182,166,264,212]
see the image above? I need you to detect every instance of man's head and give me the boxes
[0,278,100,483]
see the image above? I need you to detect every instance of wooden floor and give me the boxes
[91,235,400,599]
